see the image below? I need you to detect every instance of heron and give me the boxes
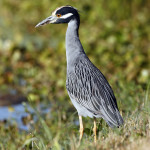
[35,5,123,143]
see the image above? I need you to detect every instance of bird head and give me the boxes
[35,5,80,28]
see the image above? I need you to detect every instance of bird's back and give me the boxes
[66,54,123,128]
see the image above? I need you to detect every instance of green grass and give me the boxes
[0,83,149,150]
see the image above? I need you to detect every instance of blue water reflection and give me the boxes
[0,103,50,131]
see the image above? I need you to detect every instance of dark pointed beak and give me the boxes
[35,15,57,28]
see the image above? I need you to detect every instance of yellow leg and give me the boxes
[93,117,97,144]
[79,115,84,142]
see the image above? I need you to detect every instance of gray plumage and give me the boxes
[35,5,123,128]
[66,19,123,127]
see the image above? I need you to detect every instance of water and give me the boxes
[0,102,50,131]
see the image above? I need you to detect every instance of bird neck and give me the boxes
[66,19,84,67]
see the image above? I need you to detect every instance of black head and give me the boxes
[35,5,80,27]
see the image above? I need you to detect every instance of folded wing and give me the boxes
[66,57,123,127]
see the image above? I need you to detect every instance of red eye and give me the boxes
[57,14,61,17]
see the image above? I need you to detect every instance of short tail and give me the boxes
[101,108,124,128]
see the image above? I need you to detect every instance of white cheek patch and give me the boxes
[60,13,73,19]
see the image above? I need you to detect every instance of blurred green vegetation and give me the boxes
[0,0,150,149]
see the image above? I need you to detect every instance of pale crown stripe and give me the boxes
[52,6,73,16]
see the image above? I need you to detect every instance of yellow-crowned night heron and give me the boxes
[36,5,123,143]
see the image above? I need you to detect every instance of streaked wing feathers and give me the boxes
[66,57,123,127]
